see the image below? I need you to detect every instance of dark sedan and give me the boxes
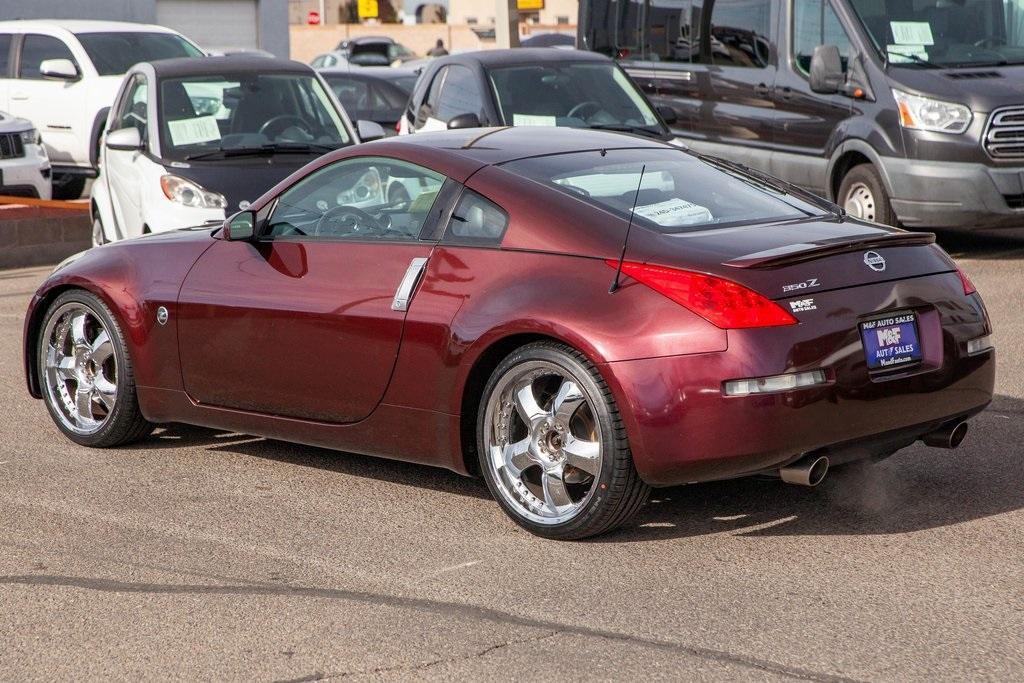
[26,128,994,539]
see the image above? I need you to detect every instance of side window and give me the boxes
[644,1,697,63]
[792,0,852,75]
[112,76,148,136]
[19,34,79,80]
[435,65,484,122]
[415,66,448,129]
[709,0,773,68]
[0,34,12,77]
[265,157,446,241]
[443,190,509,246]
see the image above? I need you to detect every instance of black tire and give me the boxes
[53,175,87,201]
[37,290,154,447]
[838,163,897,226]
[476,341,650,540]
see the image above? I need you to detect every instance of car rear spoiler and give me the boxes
[723,232,937,269]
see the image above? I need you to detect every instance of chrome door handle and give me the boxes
[391,257,428,311]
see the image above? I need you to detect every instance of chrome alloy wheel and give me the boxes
[843,181,876,221]
[41,303,118,435]
[483,361,603,526]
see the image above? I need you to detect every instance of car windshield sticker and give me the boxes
[512,114,557,126]
[887,44,929,63]
[633,198,713,226]
[167,116,221,146]
[890,21,934,46]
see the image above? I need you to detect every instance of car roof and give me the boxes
[147,55,314,78]
[320,66,418,79]
[434,48,610,69]
[0,19,180,34]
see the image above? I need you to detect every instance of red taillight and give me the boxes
[956,266,977,295]
[607,260,798,329]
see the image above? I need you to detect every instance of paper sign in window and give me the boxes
[633,198,713,226]
[512,114,557,126]
[167,116,221,146]
[890,22,934,46]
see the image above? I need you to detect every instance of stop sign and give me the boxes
[307,10,321,25]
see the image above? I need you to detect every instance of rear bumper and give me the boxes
[886,156,1024,231]
[605,272,995,487]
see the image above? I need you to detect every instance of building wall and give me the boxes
[287,0,449,25]
[290,23,484,62]
[0,0,290,58]
[447,0,577,27]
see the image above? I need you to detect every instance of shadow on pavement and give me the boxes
[138,396,1023,542]
[933,230,1024,260]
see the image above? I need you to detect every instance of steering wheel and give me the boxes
[567,101,602,120]
[315,205,387,237]
[259,115,313,139]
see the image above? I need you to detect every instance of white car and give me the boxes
[91,56,383,245]
[0,110,51,199]
[0,20,203,199]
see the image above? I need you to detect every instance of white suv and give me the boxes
[0,20,203,199]
[0,110,50,199]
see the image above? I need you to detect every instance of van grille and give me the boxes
[984,107,1024,158]
[0,132,25,159]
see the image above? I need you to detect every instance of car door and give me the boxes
[176,156,454,423]
[412,65,450,132]
[102,74,148,237]
[9,34,85,167]
[0,34,14,111]
[697,0,779,172]
[770,0,854,194]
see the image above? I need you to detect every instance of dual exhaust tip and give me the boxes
[777,420,969,487]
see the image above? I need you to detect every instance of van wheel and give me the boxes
[838,164,896,226]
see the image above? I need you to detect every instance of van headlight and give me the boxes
[160,175,227,209]
[893,89,971,134]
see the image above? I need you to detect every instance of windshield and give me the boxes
[487,62,662,133]
[850,0,1024,67]
[502,148,826,234]
[324,75,408,121]
[76,32,203,76]
[158,73,352,161]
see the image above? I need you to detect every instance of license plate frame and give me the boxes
[860,311,923,371]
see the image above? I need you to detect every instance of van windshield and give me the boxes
[849,0,1024,67]
[502,148,826,234]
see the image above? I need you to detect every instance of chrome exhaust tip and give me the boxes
[921,421,969,449]
[779,454,830,487]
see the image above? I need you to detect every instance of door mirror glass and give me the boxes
[447,112,481,130]
[39,58,79,80]
[357,119,386,142]
[105,127,142,151]
[656,105,678,125]
[809,45,844,94]
[224,211,255,241]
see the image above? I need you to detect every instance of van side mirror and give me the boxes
[105,127,142,151]
[39,58,79,81]
[447,113,481,130]
[809,45,845,94]
[223,211,255,241]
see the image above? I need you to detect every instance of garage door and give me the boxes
[156,0,259,53]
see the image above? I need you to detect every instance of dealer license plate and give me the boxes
[860,312,922,370]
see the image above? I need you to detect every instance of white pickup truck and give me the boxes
[0,20,203,199]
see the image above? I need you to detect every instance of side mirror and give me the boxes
[656,105,678,125]
[809,44,845,94]
[105,127,142,151]
[223,211,255,241]
[356,119,386,142]
[447,113,481,130]
[40,58,79,81]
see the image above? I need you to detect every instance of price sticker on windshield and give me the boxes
[890,21,934,46]
[167,116,221,146]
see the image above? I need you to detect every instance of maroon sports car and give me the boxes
[24,128,994,539]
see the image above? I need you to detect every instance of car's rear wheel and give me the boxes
[477,342,650,539]
[38,290,153,447]
[839,163,896,226]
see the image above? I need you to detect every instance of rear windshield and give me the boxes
[502,148,826,233]
[76,32,203,76]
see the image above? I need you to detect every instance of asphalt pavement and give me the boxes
[1,233,1022,681]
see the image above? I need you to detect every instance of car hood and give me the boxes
[0,111,33,133]
[163,157,315,211]
[891,65,1024,113]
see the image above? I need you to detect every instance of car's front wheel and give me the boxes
[477,342,650,539]
[839,163,896,226]
[37,290,153,447]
